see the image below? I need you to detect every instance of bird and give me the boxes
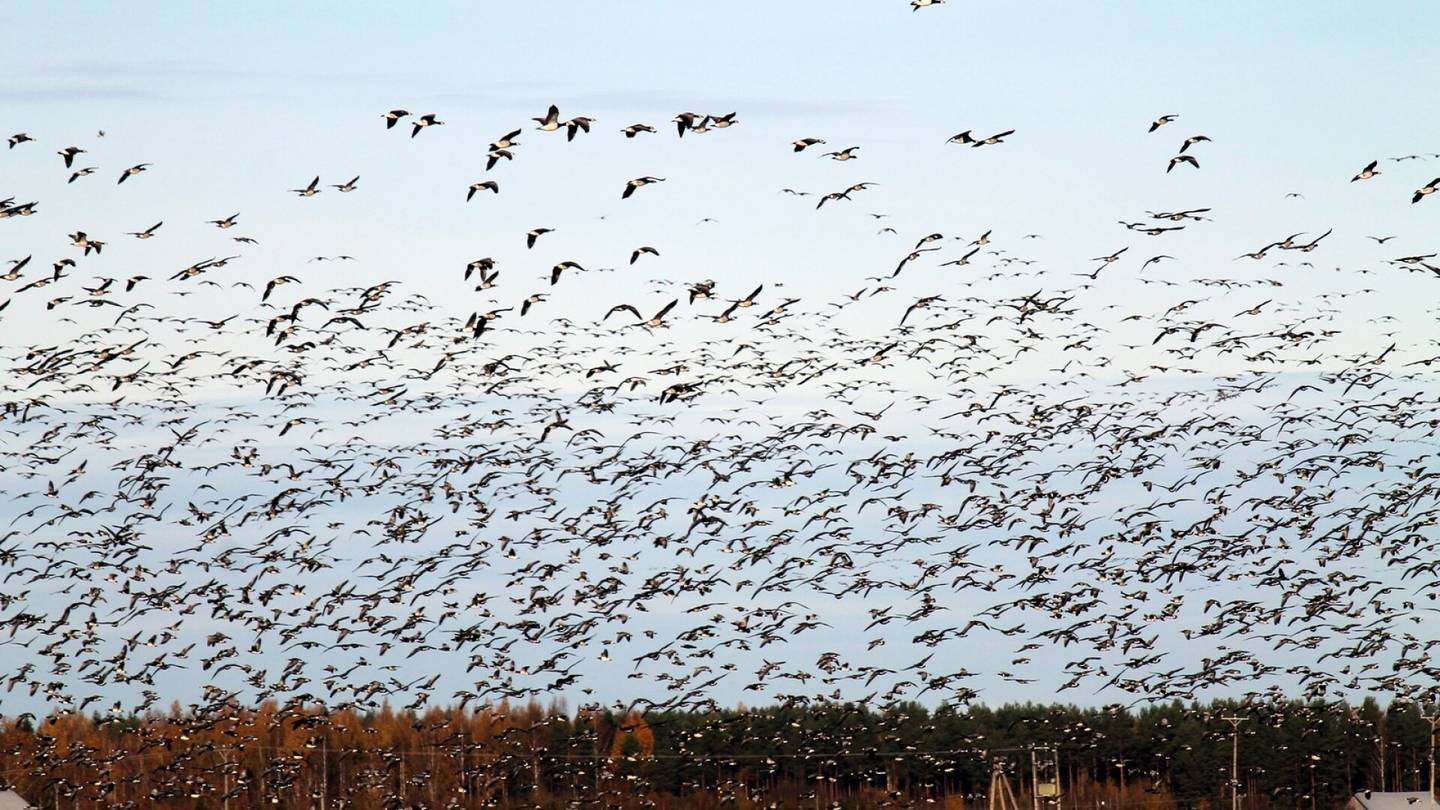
[622,124,657,138]
[7,132,34,149]
[117,163,152,184]
[563,116,594,141]
[912,0,944,9]
[534,105,563,132]
[410,113,443,137]
[630,246,659,265]
[1167,155,1199,173]
[57,146,86,167]
[793,137,827,152]
[331,176,360,192]
[622,176,666,199]
[208,214,240,229]
[527,228,554,249]
[973,130,1015,146]
[489,129,522,150]
[467,181,500,201]
[1413,178,1439,204]
[946,131,976,145]
[126,222,163,239]
[382,109,411,129]
[823,147,860,161]
[1178,135,1211,153]
[1149,114,1178,132]
[1352,161,1381,182]
[290,176,322,197]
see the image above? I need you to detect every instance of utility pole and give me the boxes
[1222,716,1247,810]
[1419,703,1439,809]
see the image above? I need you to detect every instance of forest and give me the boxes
[1,697,1435,810]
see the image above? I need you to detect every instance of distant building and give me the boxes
[0,791,32,810]
[1346,792,1438,810]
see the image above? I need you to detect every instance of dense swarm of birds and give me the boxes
[3,16,1440,804]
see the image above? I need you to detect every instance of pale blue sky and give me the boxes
[3,3,1439,717]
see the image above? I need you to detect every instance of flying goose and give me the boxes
[67,167,97,183]
[410,113,443,137]
[1167,154,1199,173]
[672,112,701,137]
[290,176,321,196]
[467,181,500,200]
[527,228,554,249]
[622,176,666,199]
[1149,114,1178,132]
[824,146,860,161]
[622,124,656,138]
[793,137,826,152]
[208,213,240,229]
[126,222,162,239]
[58,146,86,168]
[489,129,522,150]
[946,130,976,145]
[331,176,360,192]
[7,132,34,149]
[550,260,583,285]
[973,129,1015,146]
[382,109,410,129]
[1412,178,1439,204]
[534,105,562,132]
[630,246,659,265]
[564,117,594,141]
[1178,135,1211,153]
[117,163,151,184]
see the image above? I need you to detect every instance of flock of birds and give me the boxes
[2,84,1440,777]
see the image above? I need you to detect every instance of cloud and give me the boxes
[0,83,161,102]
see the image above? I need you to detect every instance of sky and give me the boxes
[2,3,1439,718]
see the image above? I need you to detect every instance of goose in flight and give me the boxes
[290,176,321,196]
[672,112,701,137]
[630,246,659,265]
[1413,178,1439,204]
[1178,135,1211,153]
[1149,114,1178,132]
[58,146,86,168]
[527,228,554,249]
[208,213,240,229]
[126,222,163,239]
[564,116,594,141]
[534,105,563,132]
[623,176,666,199]
[117,163,151,184]
[824,146,860,161]
[382,109,410,129]
[550,260,583,285]
[1167,154,1199,173]
[793,137,826,152]
[912,0,944,9]
[331,176,360,192]
[622,124,656,138]
[467,181,500,201]
[489,129,522,150]
[973,129,1015,146]
[486,149,513,171]
[67,167,97,183]
[410,113,443,137]
[946,130,976,145]
[1351,161,1380,182]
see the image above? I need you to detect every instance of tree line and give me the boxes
[0,696,1435,810]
